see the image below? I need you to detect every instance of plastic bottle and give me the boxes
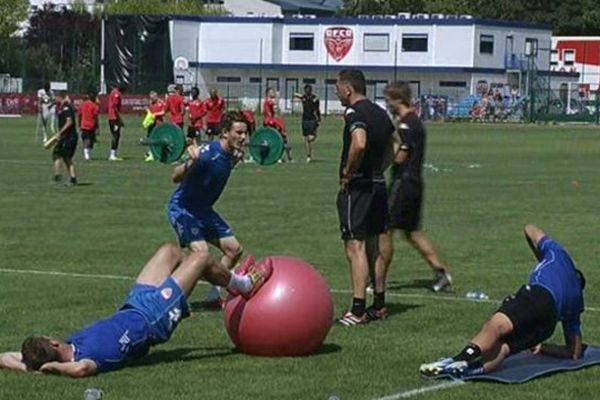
[84,388,104,400]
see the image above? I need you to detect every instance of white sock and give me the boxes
[84,148,91,160]
[227,274,252,294]
[205,285,222,301]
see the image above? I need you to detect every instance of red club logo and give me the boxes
[324,27,353,62]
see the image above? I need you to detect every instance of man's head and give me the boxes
[266,87,276,98]
[149,90,159,103]
[220,110,248,152]
[44,82,50,92]
[336,69,366,107]
[55,90,69,104]
[191,86,199,100]
[21,336,66,371]
[304,84,313,96]
[384,82,412,116]
[210,89,218,99]
[175,84,183,95]
[87,90,97,102]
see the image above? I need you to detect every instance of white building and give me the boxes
[170,14,578,113]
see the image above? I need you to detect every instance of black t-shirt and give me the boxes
[300,94,320,121]
[390,111,425,182]
[57,103,77,140]
[339,99,394,182]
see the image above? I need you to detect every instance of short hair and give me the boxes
[265,87,274,95]
[219,110,248,133]
[191,87,199,99]
[21,336,59,371]
[44,82,50,91]
[87,90,97,102]
[304,84,313,91]
[175,84,183,93]
[384,82,412,107]
[338,69,366,95]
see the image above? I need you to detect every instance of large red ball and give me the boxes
[223,256,334,357]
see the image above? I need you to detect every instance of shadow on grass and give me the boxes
[128,346,234,369]
[386,302,422,316]
[387,279,433,291]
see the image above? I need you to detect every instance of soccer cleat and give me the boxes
[108,155,123,161]
[338,311,369,326]
[242,258,273,299]
[306,156,311,164]
[432,270,453,292]
[419,357,455,378]
[234,255,256,276]
[145,153,154,162]
[366,306,388,321]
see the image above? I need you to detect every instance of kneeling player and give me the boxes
[263,88,293,162]
[0,244,272,377]
[420,225,585,378]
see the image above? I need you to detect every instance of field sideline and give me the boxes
[1,116,600,399]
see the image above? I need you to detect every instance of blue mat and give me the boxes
[460,346,600,384]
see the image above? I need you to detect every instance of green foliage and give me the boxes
[100,0,224,16]
[0,0,28,38]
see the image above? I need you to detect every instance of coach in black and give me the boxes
[335,69,394,326]
[294,84,321,163]
[381,82,452,294]
[52,91,78,186]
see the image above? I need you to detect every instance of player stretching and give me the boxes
[166,84,185,130]
[51,91,78,186]
[381,82,452,294]
[187,87,207,145]
[420,225,585,378]
[167,111,247,309]
[263,88,293,163]
[204,89,225,141]
[107,83,126,161]
[0,244,272,377]
[293,84,321,163]
[36,82,55,143]
[78,91,100,161]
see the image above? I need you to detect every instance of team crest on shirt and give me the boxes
[161,288,173,300]
[324,27,353,62]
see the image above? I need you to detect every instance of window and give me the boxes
[564,50,575,66]
[402,34,428,52]
[303,78,316,84]
[525,38,538,56]
[364,33,389,52]
[479,34,494,54]
[550,50,558,66]
[289,33,314,51]
[216,76,241,83]
[249,77,262,83]
[325,78,337,85]
[439,81,467,88]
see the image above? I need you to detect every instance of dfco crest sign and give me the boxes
[324,27,353,62]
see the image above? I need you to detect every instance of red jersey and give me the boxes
[189,99,207,129]
[107,88,122,121]
[78,100,99,131]
[149,101,166,124]
[241,110,256,132]
[166,93,185,124]
[205,97,225,124]
[263,98,276,120]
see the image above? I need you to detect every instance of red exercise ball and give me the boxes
[223,256,334,357]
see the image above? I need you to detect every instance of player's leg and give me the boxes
[135,243,185,287]
[215,236,243,270]
[405,230,452,291]
[108,121,122,160]
[63,157,77,186]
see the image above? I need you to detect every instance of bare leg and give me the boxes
[481,342,511,373]
[405,230,448,272]
[345,240,369,300]
[53,159,66,178]
[367,234,389,294]
[136,243,184,287]
[471,312,514,353]
[215,236,243,270]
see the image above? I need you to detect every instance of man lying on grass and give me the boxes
[0,244,271,377]
[420,225,586,378]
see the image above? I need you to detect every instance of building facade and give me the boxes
[170,14,577,113]
[552,36,600,95]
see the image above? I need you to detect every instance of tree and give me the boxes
[99,0,224,16]
[0,0,28,38]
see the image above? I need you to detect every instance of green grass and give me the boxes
[1,117,600,399]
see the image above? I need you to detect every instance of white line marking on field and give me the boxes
[1,267,598,312]
[374,380,465,400]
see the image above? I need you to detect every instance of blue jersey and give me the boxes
[169,141,234,215]
[529,236,584,336]
[68,310,151,373]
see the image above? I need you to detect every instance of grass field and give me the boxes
[1,116,600,400]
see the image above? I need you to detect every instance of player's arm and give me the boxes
[315,98,321,122]
[40,359,97,378]
[341,126,367,189]
[393,123,411,164]
[172,158,194,183]
[0,352,27,373]
[523,224,546,262]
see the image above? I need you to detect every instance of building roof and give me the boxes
[263,0,342,15]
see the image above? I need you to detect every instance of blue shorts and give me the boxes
[167,204,234,247]
[120,277,190,345]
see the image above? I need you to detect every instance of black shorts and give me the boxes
[302,120,318,137]
[337,181,388,241]
[108,120,121,136]
[388,179,423,232]
[53,135,77,161]
[81,130,96,146]
[497,284,557,354]
[206,122,220,136]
